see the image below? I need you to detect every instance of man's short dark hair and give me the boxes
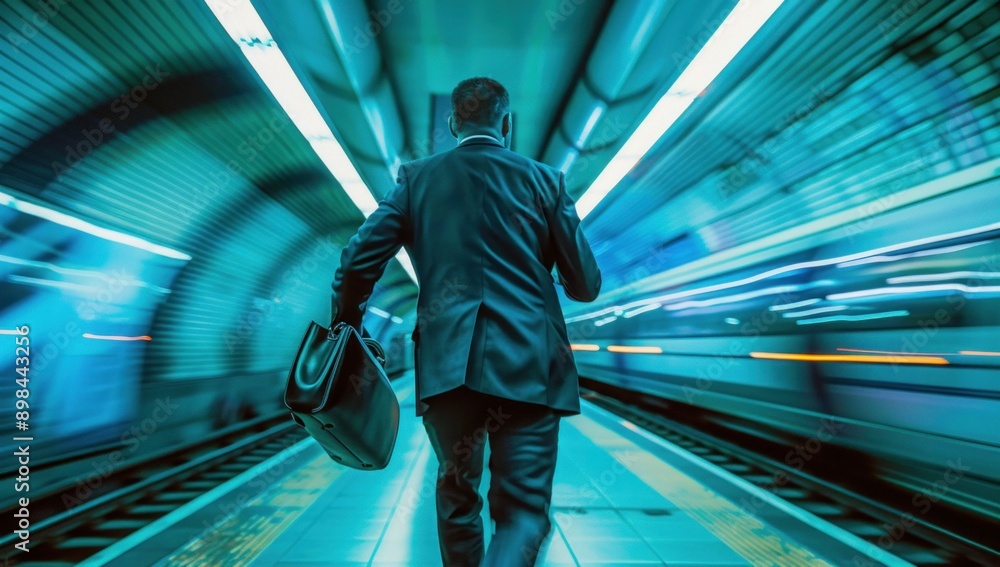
[451,77,510,130]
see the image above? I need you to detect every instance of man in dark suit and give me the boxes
[332,76,601,567]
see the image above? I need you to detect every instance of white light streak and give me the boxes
[828,284,1000,301]
[575,0,786,218]
[0,190,190,260]
[795,310,910,326]
[781,305,848,318]
[769,298,820,311]
[623,303,662,318]
[204,0,417,283]
[566,222,1000,325]
[887,271,1000,284]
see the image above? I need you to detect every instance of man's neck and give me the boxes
[458,132,500,145]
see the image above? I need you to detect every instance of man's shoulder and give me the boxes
[503,151,562,178]
[400,148,561,180]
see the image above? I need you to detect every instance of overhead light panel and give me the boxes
[203,0,417,283]
[575,0,786,219]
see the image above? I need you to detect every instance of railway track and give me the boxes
[0,412,306,565]
[581,385,999,567]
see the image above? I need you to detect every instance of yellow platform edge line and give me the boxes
[162,382,417,567]
[158,452,343,567]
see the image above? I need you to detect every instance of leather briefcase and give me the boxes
[284,321,400,470]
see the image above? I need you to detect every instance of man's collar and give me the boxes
[458,134,503,147]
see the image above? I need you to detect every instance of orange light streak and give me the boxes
[836,347,952,356]
[750,352,948,365]
[606,345,663,354]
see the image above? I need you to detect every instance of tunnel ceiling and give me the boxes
[4,0,995,360]
[246,0,742,313]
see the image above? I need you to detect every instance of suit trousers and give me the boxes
[421,385,561,567]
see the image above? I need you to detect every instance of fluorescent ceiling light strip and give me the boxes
[0,190,190,260]
[575,0,785,219]
[204,0,417,284]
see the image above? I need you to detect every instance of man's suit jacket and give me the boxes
[332,136,601,416]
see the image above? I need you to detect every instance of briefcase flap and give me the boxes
[284,322,351,413]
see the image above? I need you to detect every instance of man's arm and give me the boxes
[331,167,411,328]
[546,171,601,302]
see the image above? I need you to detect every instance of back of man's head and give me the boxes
[450,77,510,132]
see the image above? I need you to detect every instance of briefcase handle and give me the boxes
[328,322,386,368]
[363,338,386,367]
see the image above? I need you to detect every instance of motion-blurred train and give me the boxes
[565,177,1000,524]
[0,191,412,496]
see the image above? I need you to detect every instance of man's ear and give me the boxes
[501,113,511,137]
[448,115,458,138]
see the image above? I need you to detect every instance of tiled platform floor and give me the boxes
[87,381,907,567]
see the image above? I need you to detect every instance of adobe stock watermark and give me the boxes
[4,0,69,53]
[397,401,513,515]
[60,396,181,508]
[845,115,972,242]
[341,0,407,54]
[412,276,469,335]
[888,253,999,373]
[842,191,897,242]
[738,417,844,516]
[225,236,339,352]
[671,1,756,70]
[853,458,971,566]
[683,291,798,403]
[33,270,142,372]
[526,450,641,562]
[179,109,287,227]
[564,113,631,187]
[197,434,303,546]
[51,65,171,179]
[719,85,834,198]
[878,0,931,40]
[545,0,587,30]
